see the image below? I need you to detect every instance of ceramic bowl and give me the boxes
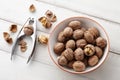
[48,17,110,74]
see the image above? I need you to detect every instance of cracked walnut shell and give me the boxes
[3,32,13,44]
[10,24,17,33]
[29,4,36,13]
[84,44,95,56]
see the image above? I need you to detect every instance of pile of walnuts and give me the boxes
[53,20,107,72]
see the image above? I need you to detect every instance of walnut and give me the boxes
[45,10,53,18]
[61,48,74,61]
[73,61,86,72]
[29,4,36,13]
[3,32,13,44]
[74,48,84,61]
[88,55,99,66]
[24,25,33,36]
[66,40,75,50]
[63,27,73,37]
[38,16,52,28]
[88,27,99,38]
[68,20,81,30]
[38,35,48,44]
[84,44,95,56]
[95,46,103,58]
[96,37,107,48]
[54,42,65,55]
[84,31,94,43]
[76,39,87,48]
[57,31,66,42]
[58,56,68,66]
[73,29,84,40]
[10,24,17,33]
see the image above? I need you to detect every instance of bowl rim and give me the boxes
[48,16,110,74]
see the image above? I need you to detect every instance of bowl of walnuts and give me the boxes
[48,17,110,74]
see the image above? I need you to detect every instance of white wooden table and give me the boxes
[0,0,120,80]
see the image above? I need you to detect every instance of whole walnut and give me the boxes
[73,61,86,72]
[54,42,65,55]
[68,20,81,30]
[96,37,107,48]
[63,27,73,37]
[73,29,84,40]
[95,46,103,58]
[58,56,68,66]
[67,60,75,68]
[84,44,95,56]
[61,48,74,61]
[66,40,75,50]
[88,27,99,38]
[76,39,87,48]
[74,48,84,61]
[24,25,33,36]
[57,31,66,42]
[84,31,94,43]
[88,55,99,66]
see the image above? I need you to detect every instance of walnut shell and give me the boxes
[73,29,84,40]
[84,31,94,43]
[96,37,107,48]
[57,31,66,42]
[88,55,99,66]
[63,27,73,37]
[76,39,87,48]
[24,25,33,36]
[66,40,75,50]
[84,44,95,56]
[73,61,86,72]
[68,21,81,30]
[95,46,103,58]
[10,24,17,33]
[29,4,36,13]
[58,56,68,66]
[54,42,65,54]
[61,48,74,61]
[88,27,99,38]
[74,48,84,61]
[45,10,53,18]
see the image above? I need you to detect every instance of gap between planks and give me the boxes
[0,17,120,56]
[36,0,120,25]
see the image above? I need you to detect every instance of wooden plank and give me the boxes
[0,49,120,80]
[0,0,119,53]
[37,0,120,23]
